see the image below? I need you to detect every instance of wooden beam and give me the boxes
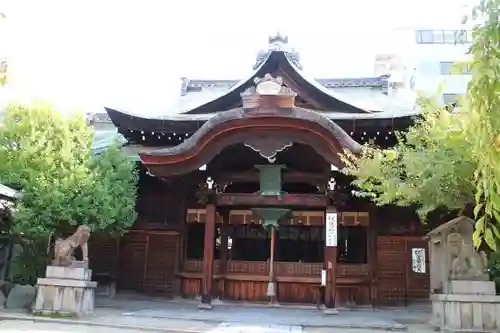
[216,193,328,208]
[200,203,216,307]
[217,170,328,185]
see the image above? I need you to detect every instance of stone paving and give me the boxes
[0,294,435,332]
[0,320,436,333]
[0,320,142,333]
[109,296,430,330]
[206,322,302,333]
[124,305,405,330]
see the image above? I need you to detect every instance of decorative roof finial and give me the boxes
[268,32,288,46]
[253,34,302,70]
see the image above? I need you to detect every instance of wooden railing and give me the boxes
[182,260,368,278]
[179,260,372,305]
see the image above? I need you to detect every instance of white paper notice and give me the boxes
[412,248,426,273]
[325,212,338,247]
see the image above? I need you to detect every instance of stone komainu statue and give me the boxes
[447,231,489,281]
[53,225,91,266]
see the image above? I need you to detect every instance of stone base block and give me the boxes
[45,266,92,281]
[51,260,88,269]
[34,267,97,317]
[450,280,496,295]
[431,293,500,332]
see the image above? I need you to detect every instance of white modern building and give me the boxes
[375,28,473,107]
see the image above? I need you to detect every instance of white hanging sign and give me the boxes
[325,212,338,247]
[412,248,426,273]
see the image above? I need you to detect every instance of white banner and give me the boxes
[325,212,338,247]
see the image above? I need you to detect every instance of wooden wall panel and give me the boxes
[181,278,201,298]
[224,281,268,302]
[336,284,371,306]
[277,282,318,304]
[183,259,203,273]
[275,262,322,277]
[227,261,268,275]
[117,232,147,290]
[143,233,179,297]
[337,264,370,278]
[88,234,119,276]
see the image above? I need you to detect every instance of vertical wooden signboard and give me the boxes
[324,209,338,308]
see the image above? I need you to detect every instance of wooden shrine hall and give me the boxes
[92,34,430,308]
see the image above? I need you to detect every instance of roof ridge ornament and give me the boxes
[254,74,283,95]
[240,74,296,110]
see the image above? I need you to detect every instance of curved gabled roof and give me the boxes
[138,107,363,176]
[181,51,373,115]
[105,105,418,139]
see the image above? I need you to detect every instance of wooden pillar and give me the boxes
[218,210,229,300]
[268,227,277,304]
[367,208,378,307]
[200,203,216,307]
[324,207,338,310]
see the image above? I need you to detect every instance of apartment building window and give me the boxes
[416,30,435,44]
[439,62,471,75]
[440,62,454,75]
[443,31,456,44]
[415,30,472,44]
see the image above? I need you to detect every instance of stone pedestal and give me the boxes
[33,265,97,317]
[431,281,500,332]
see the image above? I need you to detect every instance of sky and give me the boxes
[0,0,474,116]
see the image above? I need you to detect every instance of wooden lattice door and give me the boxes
[142,233,178,297]
[377,236,407,305]
[376,236,430,305]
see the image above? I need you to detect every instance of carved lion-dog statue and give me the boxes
[53,225,91,266]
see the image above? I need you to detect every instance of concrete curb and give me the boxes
[0,312,409,332]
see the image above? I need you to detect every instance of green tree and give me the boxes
[0,103,138,283]
[341,97,476,222]
[341,0,500,250]
[465,0,500,250]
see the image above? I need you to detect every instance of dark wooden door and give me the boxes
[117,232,148,290]
[142,233,179,297]
[405,238,430,301]
[376,236,430,305]
[377,236,407,305]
